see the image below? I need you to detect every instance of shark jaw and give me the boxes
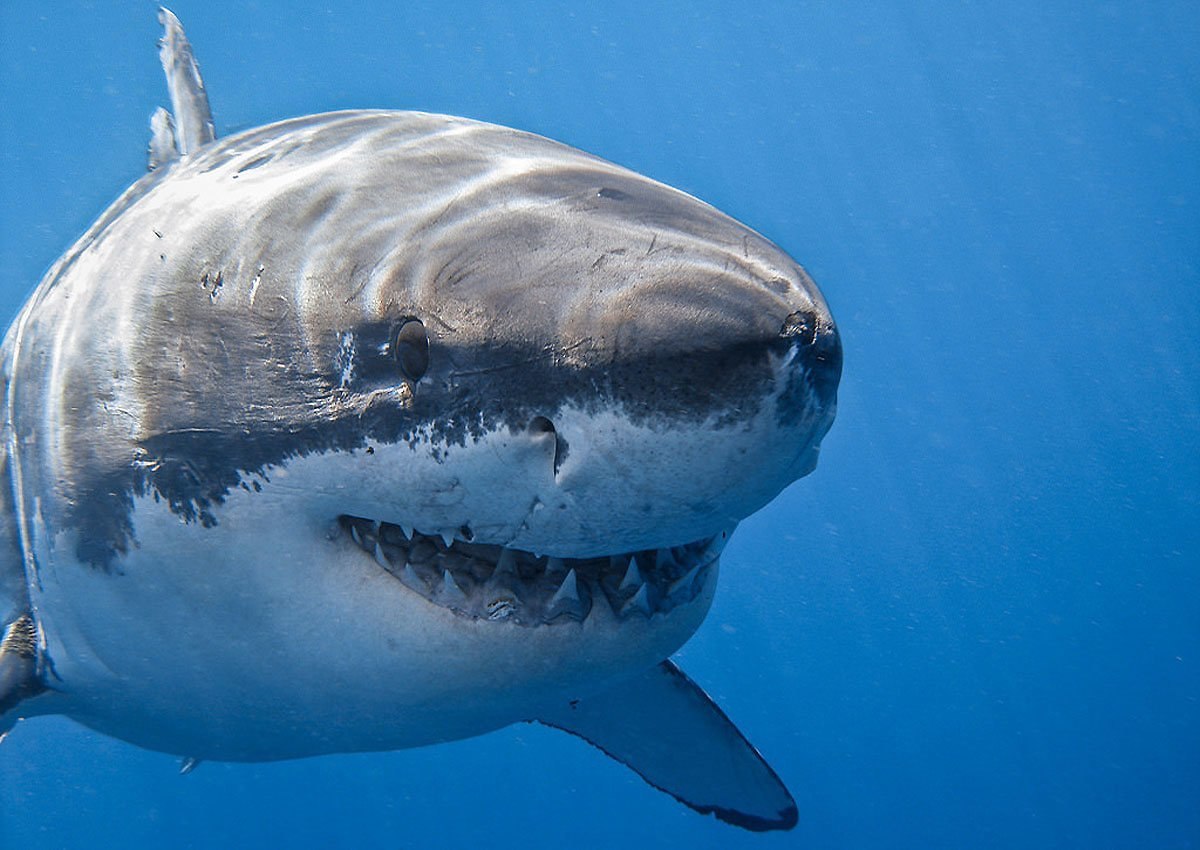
[338,515,730,626]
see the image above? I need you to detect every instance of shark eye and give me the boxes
[394,319,429,382]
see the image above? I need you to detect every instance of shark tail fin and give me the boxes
[151,7,215,169]
[537,660,798,832]
[0,614,43,739]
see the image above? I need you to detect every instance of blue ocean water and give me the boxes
[0,1,1196,847]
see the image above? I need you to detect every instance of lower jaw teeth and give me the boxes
[339,516,719,626]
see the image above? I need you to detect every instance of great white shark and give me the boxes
[0,9,840,831]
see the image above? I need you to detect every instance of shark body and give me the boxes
[0,10,840,831]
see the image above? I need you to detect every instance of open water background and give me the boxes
[0,2,1197,847]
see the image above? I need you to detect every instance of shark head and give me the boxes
[301,133,842,600]
[298,136,842,662]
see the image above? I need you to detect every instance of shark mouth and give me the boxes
[338,515,726,626]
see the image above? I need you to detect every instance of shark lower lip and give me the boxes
[338,515,723,626]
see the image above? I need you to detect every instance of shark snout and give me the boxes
[780,307,843,409]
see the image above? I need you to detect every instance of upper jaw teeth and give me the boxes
[337,516,723,627]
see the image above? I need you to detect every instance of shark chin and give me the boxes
[0,8,841,833]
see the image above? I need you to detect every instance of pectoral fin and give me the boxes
[1,614,42,737]
[537,660,797,832]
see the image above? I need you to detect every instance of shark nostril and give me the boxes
[779,310,817,346]
[528,416,569,477]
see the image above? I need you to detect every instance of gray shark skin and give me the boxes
[0,8,840,832]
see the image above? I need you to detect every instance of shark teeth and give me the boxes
[545,568,590,622]
[666,564,701,600]
[620,584,653,618]
[400,563,425,591]
[440,570,468,606]
[338,516,725,627]
[619,559,643,592]
[485,548,519,598]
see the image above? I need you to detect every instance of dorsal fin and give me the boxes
[154,7,215,163]
[147,106,178,171]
